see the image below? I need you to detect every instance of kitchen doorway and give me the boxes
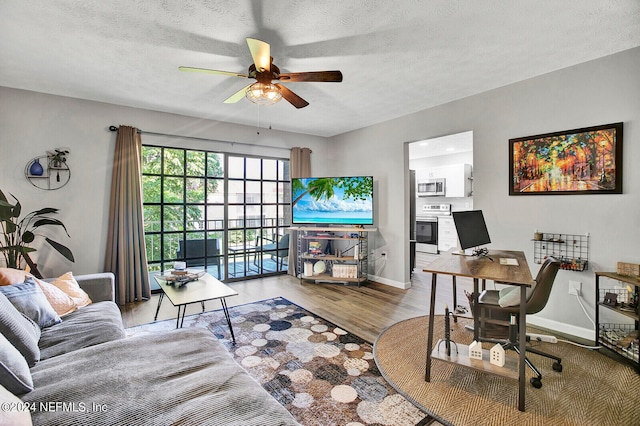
[408,131,473,273]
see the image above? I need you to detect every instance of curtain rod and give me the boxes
[107,125,310,153]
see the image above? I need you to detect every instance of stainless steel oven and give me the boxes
[415,204,451,254]
[415,217,438,254]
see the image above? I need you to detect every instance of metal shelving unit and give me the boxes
[291,226,375,286]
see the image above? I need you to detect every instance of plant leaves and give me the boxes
[45,238,75,262]
[4,221,16,234]
[12,200,21,218]
[32,207,59,215]
[22,231,35,243]
[33,218,70,236]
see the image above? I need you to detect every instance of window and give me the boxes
[142,146,290,284]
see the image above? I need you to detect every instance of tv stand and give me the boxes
[290,226,376,286]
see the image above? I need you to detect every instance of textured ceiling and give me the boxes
[1,1,639,137]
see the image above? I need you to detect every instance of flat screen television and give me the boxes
[291,176,373,225]
[452,210,491,251]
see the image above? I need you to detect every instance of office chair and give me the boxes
[475,256,562,388]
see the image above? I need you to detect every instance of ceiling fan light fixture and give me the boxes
[245,82,282,105]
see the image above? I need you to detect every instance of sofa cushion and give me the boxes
[48,272,92,308]
[0,278,61,328]
[34,278,77,317]
[24,328,300,426]
[38,301,125,360]
[0,292,40,367]
[0,333,33,395]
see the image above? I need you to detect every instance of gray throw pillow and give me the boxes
[0,333,33,395]
[0,278,61,328]
[0,291,41,366]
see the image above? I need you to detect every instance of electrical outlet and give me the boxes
[569,280,581,296]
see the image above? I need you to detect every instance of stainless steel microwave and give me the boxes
[417,178,445,197]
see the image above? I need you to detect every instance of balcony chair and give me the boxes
[176,238,221,278]
[253,233,290,272]
[474,256,563,388]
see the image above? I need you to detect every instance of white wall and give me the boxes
[329,46,640,339]
[0,87,329,278]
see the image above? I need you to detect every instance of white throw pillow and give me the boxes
[498,286,534,307]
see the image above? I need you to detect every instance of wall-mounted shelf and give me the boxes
[25,155,70,190]
[532,232,589,271]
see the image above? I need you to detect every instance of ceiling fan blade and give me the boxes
[179,66,248,78]
[275,84,309,109]
[246,38,271,73]
[223,84,252,103]
[278,71,343,83]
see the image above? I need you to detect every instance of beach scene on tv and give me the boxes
[292,176,373,225]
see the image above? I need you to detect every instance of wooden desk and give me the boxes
[423,249,535,412]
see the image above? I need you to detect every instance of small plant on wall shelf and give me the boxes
[0,189,74,269]
[48,148,69,168]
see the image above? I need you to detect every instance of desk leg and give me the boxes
[473,278,479,342]
[452,276,458,323]
[518,285,527,412]
[425,272,437,381]
[154,292,164,321]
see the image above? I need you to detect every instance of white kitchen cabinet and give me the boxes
[437,216,458,252]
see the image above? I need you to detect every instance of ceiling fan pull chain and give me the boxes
[257,105,261,135]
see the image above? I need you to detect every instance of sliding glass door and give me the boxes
[141,145,290,284]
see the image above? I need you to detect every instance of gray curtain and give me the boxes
[105,125,151,305]
[288,147,312,276]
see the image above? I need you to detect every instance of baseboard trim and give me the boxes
[527,315,595,343]
[368,274,411,289]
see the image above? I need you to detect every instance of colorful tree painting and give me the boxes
[509,123,622,195]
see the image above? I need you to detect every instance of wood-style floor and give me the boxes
[120,253,474,343]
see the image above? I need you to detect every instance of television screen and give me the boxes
[452,210,491,250]
[291,176,373,225]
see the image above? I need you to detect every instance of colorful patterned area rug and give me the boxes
[127,297,429,426]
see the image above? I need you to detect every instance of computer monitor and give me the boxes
[452,210,491,253]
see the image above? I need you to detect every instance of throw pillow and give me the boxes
[0,291,41,367]
[0,384,33,425]
[497,285,534,307]
[34,278,77,317]
[0,278,62,328]
[50,272,92,308]
[0,333,33,395]
[0,268,32,286]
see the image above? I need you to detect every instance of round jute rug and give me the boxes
[373,315,640,426]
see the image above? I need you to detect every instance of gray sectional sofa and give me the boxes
[2,273,301,426]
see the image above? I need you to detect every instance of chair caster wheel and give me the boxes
[530,377,542,388]
[552,361,563,372]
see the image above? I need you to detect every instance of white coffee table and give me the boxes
[153,271,238,343]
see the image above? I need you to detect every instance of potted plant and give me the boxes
[0,189,74,270]
[48,148,69,168]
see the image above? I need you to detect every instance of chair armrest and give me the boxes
[73,273,116,303]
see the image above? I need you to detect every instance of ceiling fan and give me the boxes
[179,38,343,109]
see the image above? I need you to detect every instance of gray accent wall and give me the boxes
[328,46,640,339]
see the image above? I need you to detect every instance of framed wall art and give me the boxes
[509,122,623,195]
